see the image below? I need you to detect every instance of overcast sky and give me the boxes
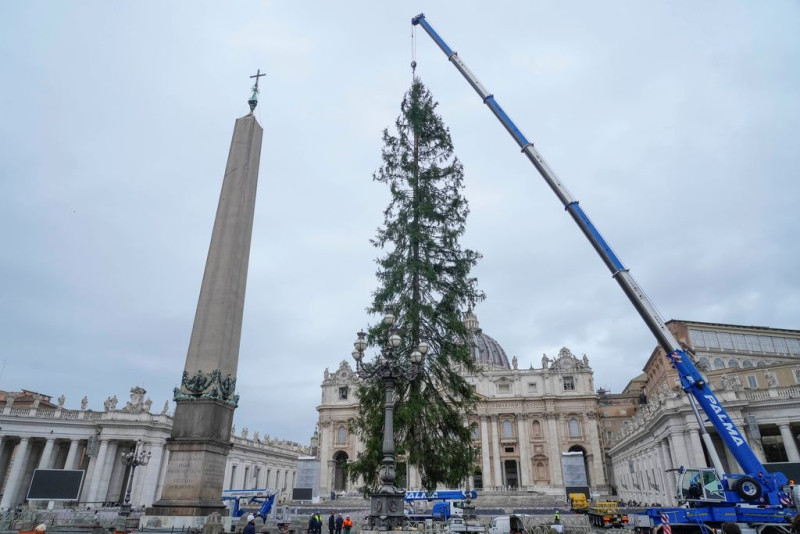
[1,2,798,445]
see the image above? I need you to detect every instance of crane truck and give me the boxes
[411,13,798,534]
[404,490,479,521]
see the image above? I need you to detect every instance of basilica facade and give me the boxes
[316,311,609,497]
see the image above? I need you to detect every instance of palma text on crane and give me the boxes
[704,395,744,446]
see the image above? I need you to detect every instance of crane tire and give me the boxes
[733,476,762,501]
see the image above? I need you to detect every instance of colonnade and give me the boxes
[0,435,165,509]
[610,417,800,506]
[224,458,296,493]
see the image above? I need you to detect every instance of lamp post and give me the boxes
[119,441,151,516]
[352,307,428,531]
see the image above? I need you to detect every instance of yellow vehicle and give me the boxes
[587,501,628,529]
[568,492,589,513]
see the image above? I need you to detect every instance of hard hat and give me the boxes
[247,514,255,522]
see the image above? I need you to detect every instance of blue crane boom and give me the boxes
[411,12,789,513]
[404,490,478,502]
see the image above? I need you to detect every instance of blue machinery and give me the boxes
[221,489,276,520]
[411,13,793,530]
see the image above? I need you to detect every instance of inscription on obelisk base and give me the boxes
[144,400,235,527]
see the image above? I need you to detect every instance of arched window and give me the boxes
[337,425,347,444]
[727,359,739,368]
[532,420,542,437]
[742,360,754,368]
[713,358,725,369]
[569,418,581,437]
[698,357,710,369]
[502,419,513,438]
[756,361,767,367]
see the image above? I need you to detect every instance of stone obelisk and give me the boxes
[147,72,265,520]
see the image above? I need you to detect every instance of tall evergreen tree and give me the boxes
[349,78,484,491]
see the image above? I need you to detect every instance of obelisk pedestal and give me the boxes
[145,103,263,527]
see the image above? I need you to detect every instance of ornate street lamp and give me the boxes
[352,307,428,531]
[119,441,151,516]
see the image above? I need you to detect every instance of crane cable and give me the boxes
[411,24,417,77]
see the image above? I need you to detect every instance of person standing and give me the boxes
[335,513,343,534]
[244,515,256,534]
[554,510,561,524]
[309,512,322,534]
[328,511,336,534]
[342,516,353,534]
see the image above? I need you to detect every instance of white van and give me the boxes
[487,515,526,534]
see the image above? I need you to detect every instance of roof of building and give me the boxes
[465,310,510,369]
[668,319,800,335]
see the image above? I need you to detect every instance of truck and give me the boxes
[403,490,478,521]
[433,501,463,520]
[446,516,486,534]
[587,501,628,529]
[411,13,799,534]
[487,515,530,534]
[568,492,589,513]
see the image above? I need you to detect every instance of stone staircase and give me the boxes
[293,491,569,516]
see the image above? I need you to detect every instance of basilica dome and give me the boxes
[464,310,511,369]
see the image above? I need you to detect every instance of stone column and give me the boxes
[723,437,742,474]
[64,439,80,470]
[516,414,531,488]
[0,438,30,509]
[154,448,171,503]
[95,441,119,505]
[37,438,56,470]
[668,431,690,468]
[317,423,331,495]
[327,460,335,496]
[634,456,644,502]
[750,435,767,463]
[490,417,502,488]
[779,424,800,462]
[546,414,563,487]
[138,441,165,506]
[480,417,491,489]
[415,465,423,489]
[640,452,649,500]
[650,450,659,498]
[586,413,605,487]
[149,110,263,518]
[86,439,110,504]
[657,441,674,505]
[0,437,12,494]
[687,429,706,467]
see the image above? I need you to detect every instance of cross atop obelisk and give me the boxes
[248,69,266,112]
